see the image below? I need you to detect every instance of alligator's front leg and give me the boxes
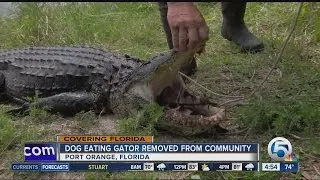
[7,92,103,116]
[0,72,8,102]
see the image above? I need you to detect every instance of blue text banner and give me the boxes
[59,143,258,153]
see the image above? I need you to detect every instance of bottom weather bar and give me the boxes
[11,162,259,172]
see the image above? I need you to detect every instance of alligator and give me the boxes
[0,45,225,136]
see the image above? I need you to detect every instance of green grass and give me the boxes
[74,111,98,131]
[0,2,319,180]
[117,104,163,136]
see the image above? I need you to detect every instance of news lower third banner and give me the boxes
[23,136,259,162]
[58,143,258,162]
[19,137,262,172]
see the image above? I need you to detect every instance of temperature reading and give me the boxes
[285,164,294,170]
[280,162,299,172]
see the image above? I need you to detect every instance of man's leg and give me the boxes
[221,2,264,53]
[158,2,197,76]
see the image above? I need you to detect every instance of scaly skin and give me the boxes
[0,45,225,136]
[0,45,142,98]
[0,45,142,114]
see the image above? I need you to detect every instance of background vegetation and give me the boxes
[0,2,319,179]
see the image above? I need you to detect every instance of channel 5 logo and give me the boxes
[267,137,292,161]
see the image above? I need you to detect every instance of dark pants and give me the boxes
[158,2,264,53]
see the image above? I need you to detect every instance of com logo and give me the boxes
[268,137,292,161]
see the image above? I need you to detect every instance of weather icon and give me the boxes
[201,164,210,171]
[245,163,254,171]
[157,163,166,171]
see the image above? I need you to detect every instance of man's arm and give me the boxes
[167,2,209,52]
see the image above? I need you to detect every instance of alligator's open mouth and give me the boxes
[131,50,226,135]
[154,82,226,134]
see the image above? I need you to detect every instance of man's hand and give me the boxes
[167,2,209,52]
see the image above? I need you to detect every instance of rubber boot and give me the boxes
[158,2,197,76]
[221,2,264,53]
